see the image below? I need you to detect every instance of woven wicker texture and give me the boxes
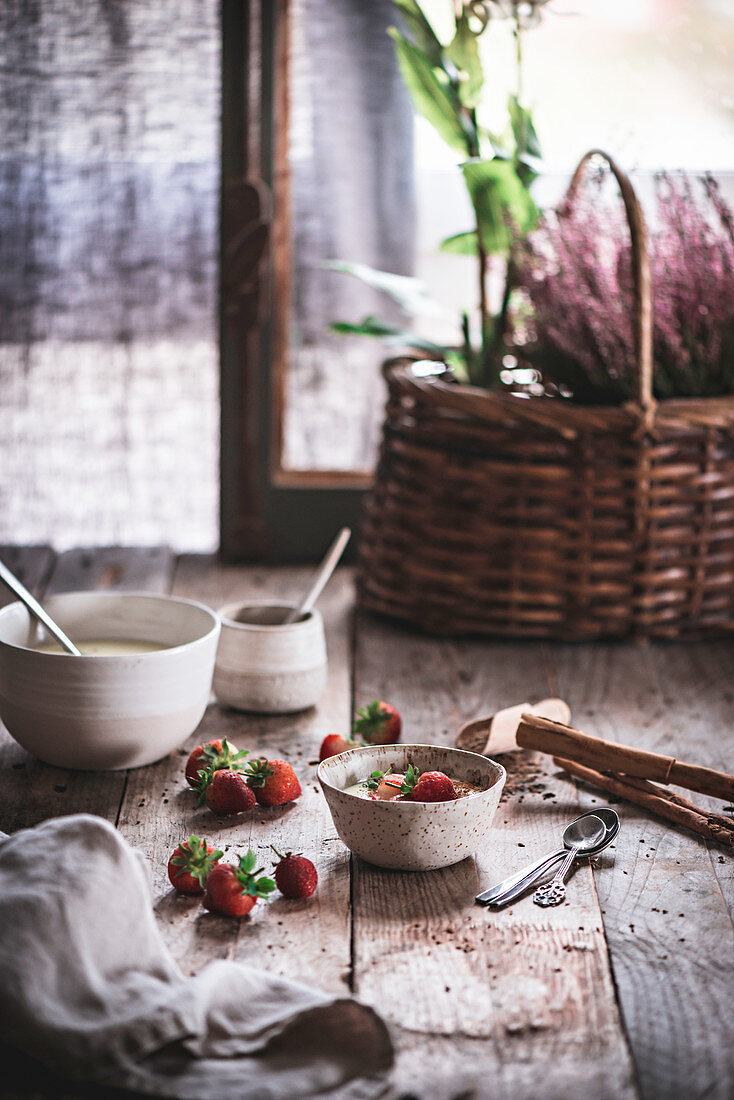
[358,151,734,639]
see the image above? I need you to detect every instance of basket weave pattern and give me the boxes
[358,152,734,640]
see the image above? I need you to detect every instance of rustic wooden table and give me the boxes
[0,546,732,1100]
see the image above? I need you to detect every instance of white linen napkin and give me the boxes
[0,814,392,1098]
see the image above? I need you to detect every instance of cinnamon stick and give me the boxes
[553,756,734,849]
[518,714,734,802]
[619,774,734,837]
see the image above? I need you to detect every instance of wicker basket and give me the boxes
[358,150,734,640]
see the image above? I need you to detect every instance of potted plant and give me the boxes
[332,0,547,388]
[337,1,734,640]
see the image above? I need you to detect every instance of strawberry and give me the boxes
[246,757,302,806]
[202,850,276,917]
[319,734,360,762]
[271,848,318,899]
[353,701,402,745]
[205,769,257,816]
[364,767,405,801]
[185,738,248,788]
[167,835,223,894]
[403,767,458,803]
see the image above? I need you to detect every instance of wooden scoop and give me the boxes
[456,698,571,757]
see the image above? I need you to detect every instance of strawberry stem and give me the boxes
[400,764,421,797]
[233,850,276,898]
[352,700,389,739]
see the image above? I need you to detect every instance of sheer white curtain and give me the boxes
[0,0,219,550]
[0,0,414,539]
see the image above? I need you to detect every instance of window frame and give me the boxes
[219,0,370,562]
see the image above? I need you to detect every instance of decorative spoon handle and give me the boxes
[533,844,578,907]
[485,852,568,908]
[475,846,565,905]
[0,560,82,656]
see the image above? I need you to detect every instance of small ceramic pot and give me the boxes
[0,592,220,770]
[214,599,327,713]
[318,744,506,871]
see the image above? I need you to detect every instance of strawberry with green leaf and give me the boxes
[271,848,318,899]
[353,701,402,745]
[185,738,248,788]
[167,835,223,894]
[401,766,458,803]
[202,850,276,917]
[361,766,405,800]
[246,757,302,806]
[204,769,257,815]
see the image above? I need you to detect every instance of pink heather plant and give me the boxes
[516,167,734,403]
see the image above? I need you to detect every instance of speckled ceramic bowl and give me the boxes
[317,744,505,871]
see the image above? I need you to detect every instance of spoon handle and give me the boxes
[533,845,578,907]
[475,846,565,905]
[484,852,568,908]
[282,527,351,625]
[0,560,82,656]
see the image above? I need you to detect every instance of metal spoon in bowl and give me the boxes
[0,559,82,655]
[476,807,619,907]
[282,527,351,625]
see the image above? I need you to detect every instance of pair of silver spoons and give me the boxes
[476,807,619,908]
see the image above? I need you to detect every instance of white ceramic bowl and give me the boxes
[213,599,327,713]
[318,744,506,871]
[0,592,221,770]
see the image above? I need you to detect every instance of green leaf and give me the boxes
[446,14,483,109]
[250,876,276,898]
[400,764,421,796]
[439,230,478,255]
[388,27,470,156]
[444,349,469,383]
[325,260,444,317]
[365,766,393,791]
[392,0,443,67]
[330,317,401,339]
[239,850,257,874]
[508,95,542,160]
[330,316,449,357]
[461,158,538,255]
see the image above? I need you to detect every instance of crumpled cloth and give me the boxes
[0,814,393,1098]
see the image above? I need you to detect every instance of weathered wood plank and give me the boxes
[550,641,734,1100]
[645,641,734,915]
[117,559,354,997]
[352,614,636,1100]
[0,547,175,835]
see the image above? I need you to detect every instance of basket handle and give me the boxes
[562,149,654,415]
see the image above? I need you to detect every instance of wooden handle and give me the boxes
[562,149,654,415]
[518,714,734,803]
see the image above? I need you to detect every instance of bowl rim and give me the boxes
[0,590,221,659]
[218,598,321,631]
[317,742,505,808]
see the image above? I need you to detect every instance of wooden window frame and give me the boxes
[219,0,370,562]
